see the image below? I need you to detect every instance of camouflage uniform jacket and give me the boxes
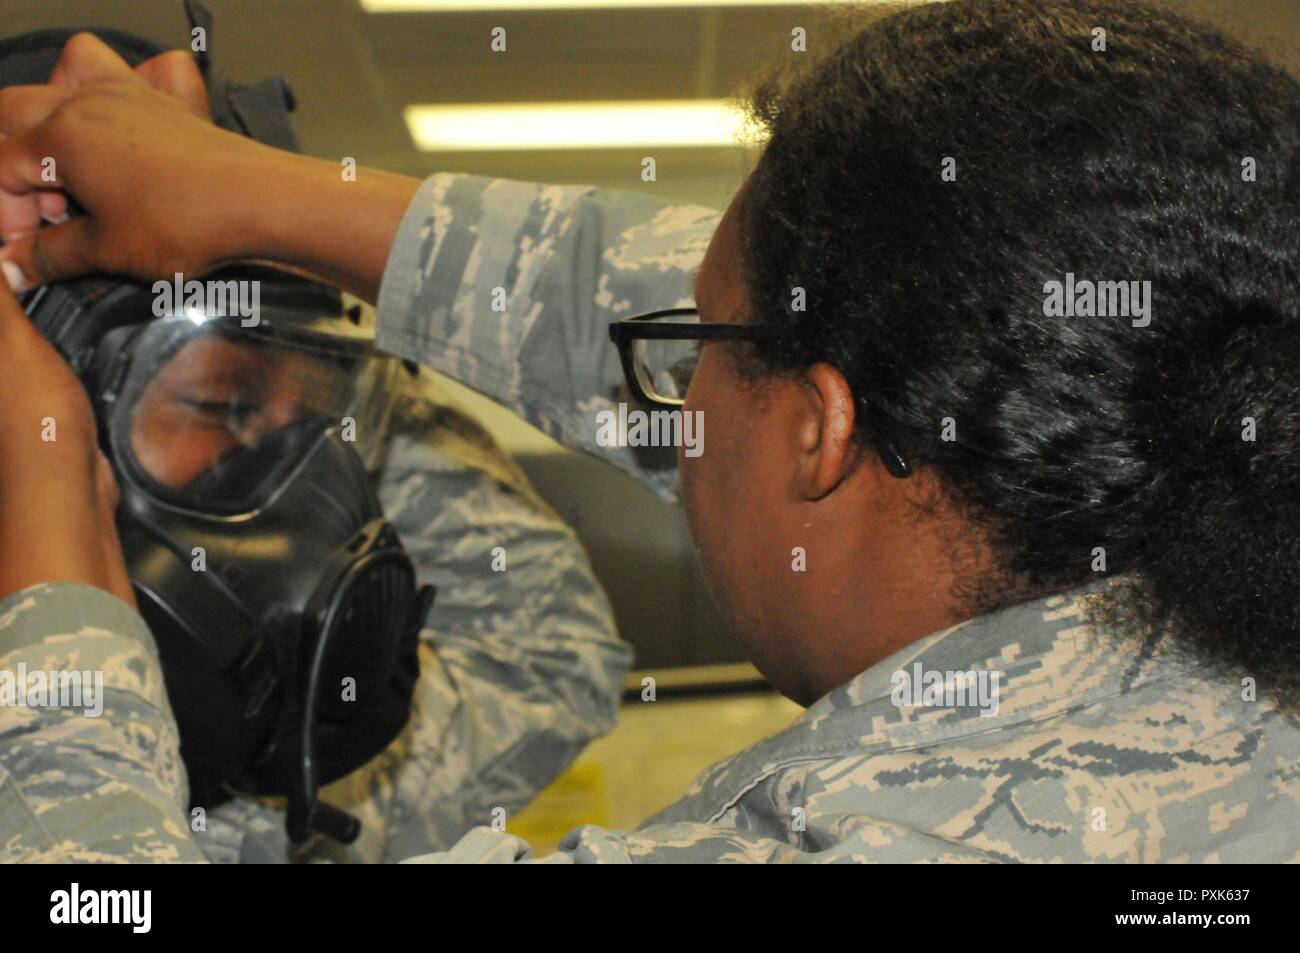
[382,175,1300,863]
[4,173,1300,862]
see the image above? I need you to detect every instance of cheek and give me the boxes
[678,351,760,594]
[133,419,238,489]
[678,350,726,532]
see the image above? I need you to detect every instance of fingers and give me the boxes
[0,172,68,245]
[36,191,68,223]
[47,32,135,87]
[0,116,71,197]
[0,88,74,240]
[0,124,60,251]
[0,84,80,136]
[0,217,95,291]
[0,86,82,239]
[48,32,211,120]
[0,80,120,243]
[0,87,76,224]
[0,171,42,242]
[136,51,212,119]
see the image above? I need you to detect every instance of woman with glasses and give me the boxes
[2,0,1298,863]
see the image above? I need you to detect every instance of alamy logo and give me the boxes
[153,272,261,327]
[50,883,151,933]
[890,663,1002,718]
[1042,272,1152,327]
[0,664,103,717]
[595,402,704,458]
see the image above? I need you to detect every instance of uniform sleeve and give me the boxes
[0,583,205,863]
[374,173,720,504]
[401,818,993,864]
[319,378,634,861]
[401,823,811,864]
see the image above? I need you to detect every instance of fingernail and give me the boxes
[40,212,70,226]
[2,260,28,293]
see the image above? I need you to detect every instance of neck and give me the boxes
[777,501,991,706]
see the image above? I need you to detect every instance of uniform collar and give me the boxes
[647,577,1198,827]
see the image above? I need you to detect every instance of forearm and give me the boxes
[0,583,203,862]
[239,150,421,304]
[374,173,717,503]
[0,450,132,604]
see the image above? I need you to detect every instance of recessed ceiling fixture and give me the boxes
[404,100,749,151]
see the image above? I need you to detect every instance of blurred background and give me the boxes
[6,0,1298,845]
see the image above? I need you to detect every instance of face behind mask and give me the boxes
[24,271,434,846]
[1,12,432,845]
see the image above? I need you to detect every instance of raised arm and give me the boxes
[377,174,716,502]
[1,67,717,501]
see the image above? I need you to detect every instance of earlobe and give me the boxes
[798,363,860,500]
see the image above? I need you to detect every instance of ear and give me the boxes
[795,363,860,500]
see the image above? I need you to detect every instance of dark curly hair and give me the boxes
[738,0,1300,704]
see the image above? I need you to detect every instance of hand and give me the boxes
[8,32,214,232]
[0,279,134,604]
[0,32,421,302]
[48,32,212,116]
[0,34,280,289]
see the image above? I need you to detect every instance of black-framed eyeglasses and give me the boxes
[607,307,911,478]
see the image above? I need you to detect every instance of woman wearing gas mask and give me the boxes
[0,27,629,863]
[2,0,1299,863]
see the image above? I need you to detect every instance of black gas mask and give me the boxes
[1,10,433,846]
[24,269,434,846]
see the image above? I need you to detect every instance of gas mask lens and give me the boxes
[111,317,400,514]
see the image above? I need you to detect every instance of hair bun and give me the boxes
[1148,303,1300,495]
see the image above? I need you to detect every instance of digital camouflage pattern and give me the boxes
[0,585,195,863]
[410,584,1300,863]
[2,173,1299,862]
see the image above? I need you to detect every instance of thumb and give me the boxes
[136,51,212,119]
[0,216,95,291]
